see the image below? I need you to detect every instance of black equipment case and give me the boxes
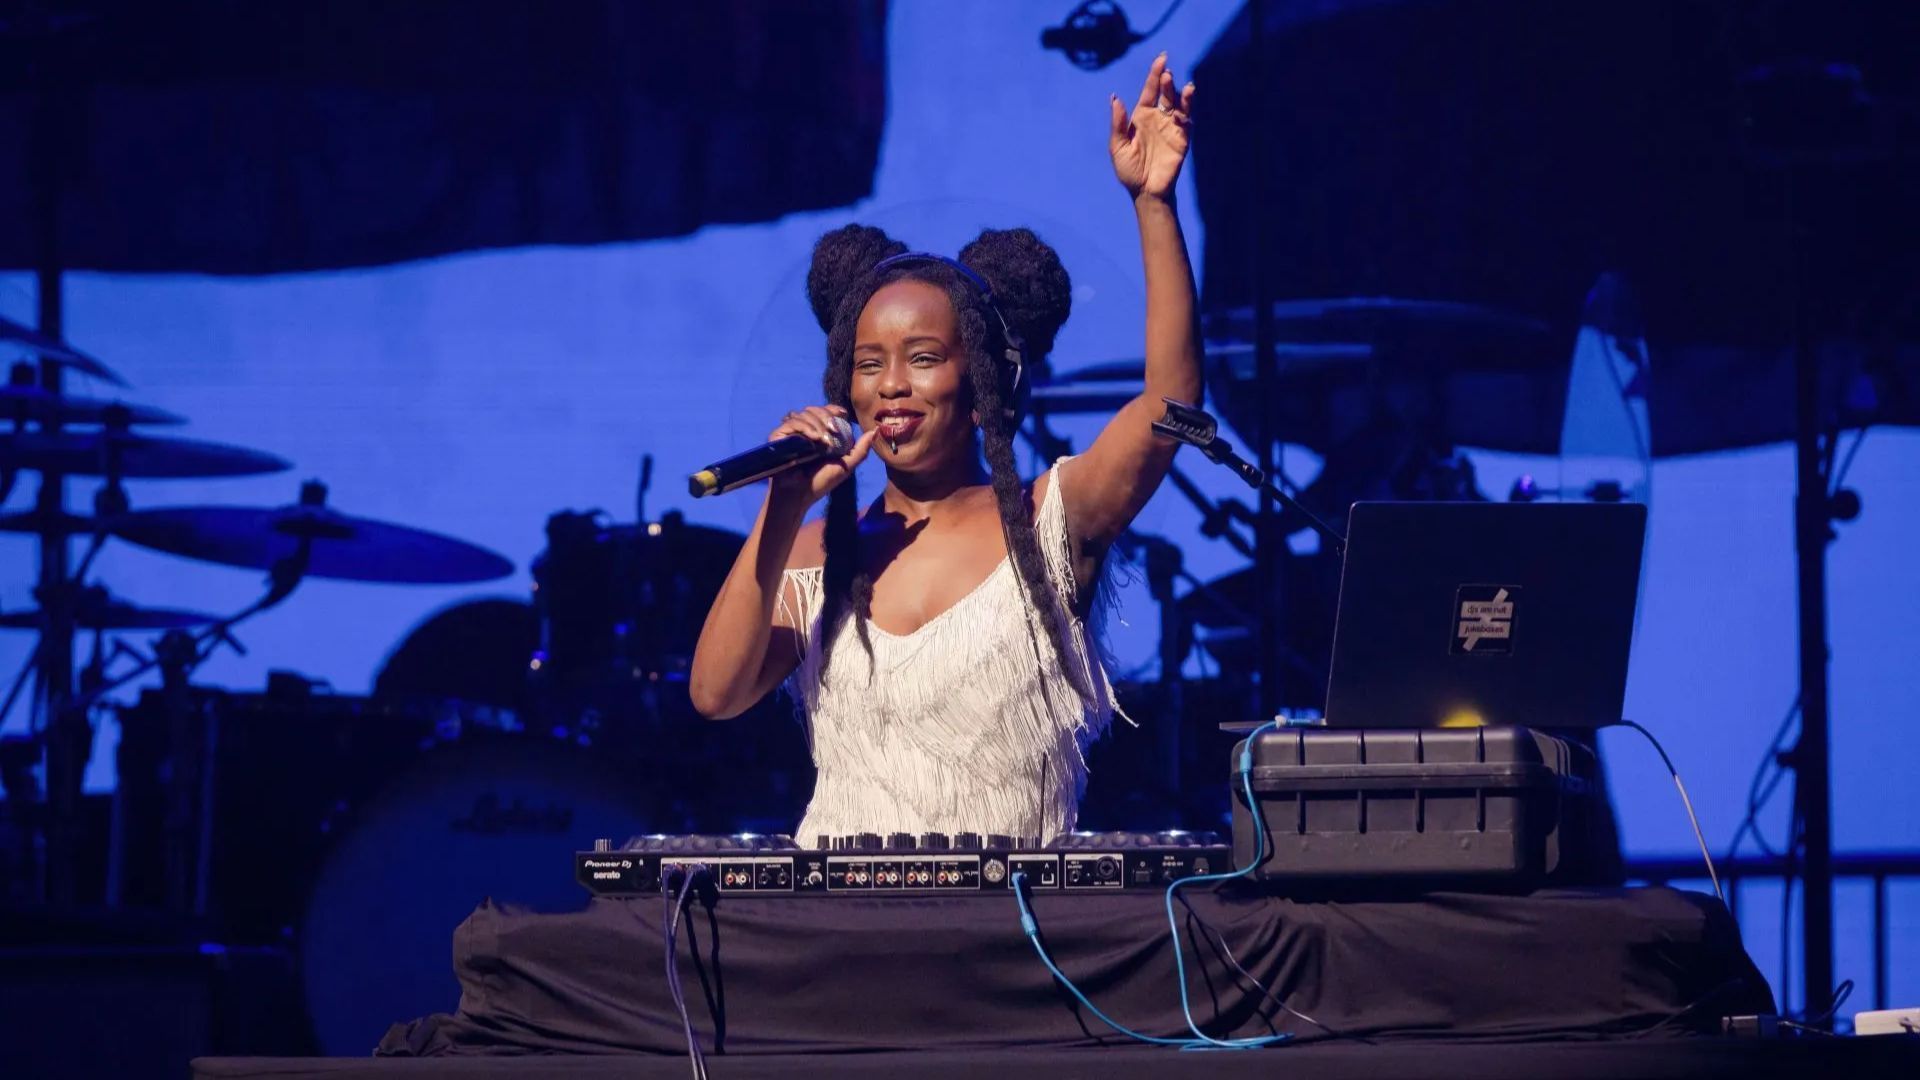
[1230,725,1595,884]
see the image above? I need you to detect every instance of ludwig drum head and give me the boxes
[298,733,653,1054]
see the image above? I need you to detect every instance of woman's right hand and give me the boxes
[768,404,877,505]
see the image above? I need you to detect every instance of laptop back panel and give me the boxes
[1322,502,1646,729]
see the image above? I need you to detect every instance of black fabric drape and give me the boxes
[3,1,889,274]
[378,885,1771,1056]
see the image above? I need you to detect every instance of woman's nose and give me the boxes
[876,358,911,397]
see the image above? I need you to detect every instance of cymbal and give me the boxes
[0,598,216,631]
[0,385,185,427]
[1206,298,1553,350]
[0,509,108,535]
[111,504,515,584]
[1191,300,1568,454]
[0,317,128,386]
[1035,344,1375,415]
[0,431,291,478]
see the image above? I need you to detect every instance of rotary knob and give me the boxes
[954,832,983,850]
[886,832,916,851]
[920,832,950,850]
[986,834,1015,849]
[815,835,833,851]
[855,832,883,850]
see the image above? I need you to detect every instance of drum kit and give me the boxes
[2,319,819,1052]
[1,322,806,929]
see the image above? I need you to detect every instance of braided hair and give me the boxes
[804,223,1090,704]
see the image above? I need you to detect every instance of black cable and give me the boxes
[1139,0,1186,37]
[663,868,709,1080]
[1206,925,1345,1040]
[1725,698,1801,863]
[1806,979,1854,1028]
[1829,425,1869,494]
[1617,720,1722,902]
[1624,977,1757,1039]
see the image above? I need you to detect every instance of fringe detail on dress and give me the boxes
[779,457,1122,842]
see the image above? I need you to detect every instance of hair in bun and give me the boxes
[806,224,906,333]
[959,227,1073,363]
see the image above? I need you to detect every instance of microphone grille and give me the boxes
[826,415,856,453]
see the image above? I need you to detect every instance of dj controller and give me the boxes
[576,831,1229,897]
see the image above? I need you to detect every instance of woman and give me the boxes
[689,55,1200,843]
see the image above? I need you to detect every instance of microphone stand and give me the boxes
[1151,398,1346,557]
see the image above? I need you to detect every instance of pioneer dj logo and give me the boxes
[1454,585,1517,654]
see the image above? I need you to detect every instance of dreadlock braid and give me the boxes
[966,337,1096,706]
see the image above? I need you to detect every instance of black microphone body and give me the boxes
[688,421,854,498]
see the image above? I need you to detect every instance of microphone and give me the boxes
[687,416,855,498]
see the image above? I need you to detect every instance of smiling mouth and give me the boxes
[876,413,924,449]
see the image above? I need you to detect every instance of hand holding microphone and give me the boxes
[688,404,877,502]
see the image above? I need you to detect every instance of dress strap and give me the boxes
[1035,456,1081,611]
[778,565,825,659]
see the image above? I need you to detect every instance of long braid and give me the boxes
[819,304,874,679]
[968,349,1096,708]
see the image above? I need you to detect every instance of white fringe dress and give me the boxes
[777,458,1117,843]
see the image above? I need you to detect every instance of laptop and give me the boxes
[1320,501,1646,729]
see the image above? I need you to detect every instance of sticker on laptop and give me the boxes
[1453,585,1517,654]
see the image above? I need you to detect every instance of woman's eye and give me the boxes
[855,359,883,372]
[911,353,942,366]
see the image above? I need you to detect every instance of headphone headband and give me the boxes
[870,251,1027,422]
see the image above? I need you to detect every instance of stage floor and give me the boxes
[195,1037,1920,1080]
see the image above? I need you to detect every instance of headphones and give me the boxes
[871,252,1028,423]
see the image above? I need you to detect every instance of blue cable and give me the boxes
[1012,719,1290,1051]
[1012,872,1198,1047]
[1162,721,1290,1047]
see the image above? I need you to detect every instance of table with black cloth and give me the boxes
[371,884,1773,1057]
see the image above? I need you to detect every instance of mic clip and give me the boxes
[1039,0,1142,71]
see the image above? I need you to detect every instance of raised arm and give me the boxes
[689,405,875,719]
[1061,53,1201,560]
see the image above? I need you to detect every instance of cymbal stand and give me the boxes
[59,536,312,724]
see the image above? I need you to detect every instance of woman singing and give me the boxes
[690,55,1200,842]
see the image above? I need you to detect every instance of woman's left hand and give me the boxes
[1109,52,1193,202]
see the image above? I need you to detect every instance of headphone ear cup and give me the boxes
[1001,343,1027,422]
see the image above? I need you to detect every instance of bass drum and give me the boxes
[298,729,653,1055]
